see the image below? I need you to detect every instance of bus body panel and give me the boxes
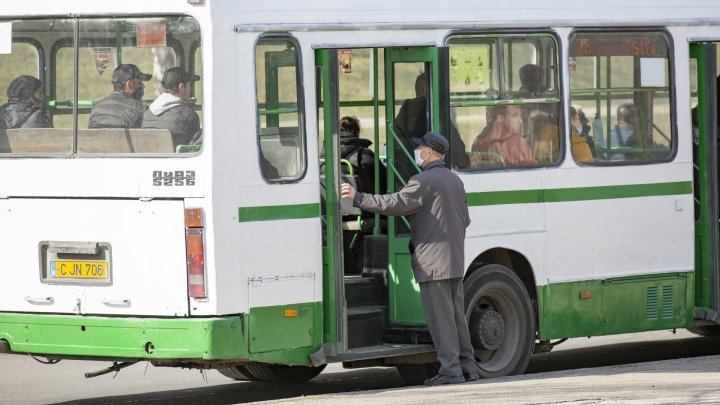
[543,163,694,283]
[0,198,188,317]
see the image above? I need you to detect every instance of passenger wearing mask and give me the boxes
[142,67,202,147]
[569,106,593,163]
[610,103,638,148]
[88,64,150,129]
[0,75,51,129]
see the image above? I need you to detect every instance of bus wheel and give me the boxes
[395,363,439,385]
[688,325,720,336]
[464,263,535,378]
[244,364,326,383]
[217,365,258,381]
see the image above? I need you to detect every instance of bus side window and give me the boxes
[255,36,306,182]
[448,34,561,170]
[569,31,674,164]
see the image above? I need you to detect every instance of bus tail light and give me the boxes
[185,208,206,299]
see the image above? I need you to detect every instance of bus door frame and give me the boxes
[315,48,348,357]
[690,42,720,323]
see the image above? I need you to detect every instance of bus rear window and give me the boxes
[0,16,202,157]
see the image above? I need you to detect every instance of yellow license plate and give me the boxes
[50,261,109,279]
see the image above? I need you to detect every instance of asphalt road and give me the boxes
[1,330,719,404]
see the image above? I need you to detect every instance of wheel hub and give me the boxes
[476,310,505,350]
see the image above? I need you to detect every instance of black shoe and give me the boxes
[464,371,480,382]
[423,374,465,387]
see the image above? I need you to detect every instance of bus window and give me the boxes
[448,34,560,169]
[0,20,72,154]
[77,17,200,154]
[569,31,673,163]
[255,36,306,182]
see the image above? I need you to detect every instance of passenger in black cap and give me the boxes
[88,64,151,129]
[141,67,201,147]
[0,75,51,129]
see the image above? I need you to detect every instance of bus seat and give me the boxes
[2,128,72,153]
[78,129,173,153]
[259,126,301,178]
[0,128,174,154]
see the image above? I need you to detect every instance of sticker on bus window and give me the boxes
[137,20,167,48]
[0,22,11,54]
[338,50,352,73]
[640,57,666,87]
[93,48,112,76]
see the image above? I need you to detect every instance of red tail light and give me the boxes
[185,208,206,299]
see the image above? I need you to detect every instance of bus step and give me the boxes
[383,326,432,345]
[345,275,387,307]
[348,305,386,349]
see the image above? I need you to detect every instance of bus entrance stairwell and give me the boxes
[690,42,720,331]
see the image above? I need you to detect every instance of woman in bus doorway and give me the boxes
[0,75,51,129]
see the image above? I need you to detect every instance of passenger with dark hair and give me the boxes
[0,75,51,129]
[394,72,468,176]
[517,64,546,98]
[322,116,387,274]
[611,103,638,148]
[88,64,150,129]
[335,116,386,195]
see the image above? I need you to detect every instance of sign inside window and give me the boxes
[137,20,167,47]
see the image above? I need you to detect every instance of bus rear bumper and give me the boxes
[0,312,247,361]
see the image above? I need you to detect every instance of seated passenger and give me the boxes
[575,106,596,157]
[0,75,51,129]
[570,106,593,163]
[610,103,638,148]
[142,67,202,147]
[471,105,535,166]
[88,64,150,129]
[516,64,546,99]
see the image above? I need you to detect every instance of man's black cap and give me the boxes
[111,64,152,84]
[413,132,449,154]
[162,67,201,89]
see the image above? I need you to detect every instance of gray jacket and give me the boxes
[142,93,201,147]
[88,91,147,129]
[353,159,470,282]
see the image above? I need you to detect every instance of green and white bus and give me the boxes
[0,0,719,385]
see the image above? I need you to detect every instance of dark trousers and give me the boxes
[419,277,477,377]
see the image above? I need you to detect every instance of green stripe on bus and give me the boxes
[238,203,320,222]
[467,181,691,206]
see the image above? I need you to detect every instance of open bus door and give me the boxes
[313,46,448,360]
[384,46,449,326]
[690,42,720,332]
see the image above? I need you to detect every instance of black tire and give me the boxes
[464,263,535,378]
[244,364,326,383]
[687,325,720,336]
[217,365,258,381]
[395,363,439,386]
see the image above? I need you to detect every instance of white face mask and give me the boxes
[414,149,425,167]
